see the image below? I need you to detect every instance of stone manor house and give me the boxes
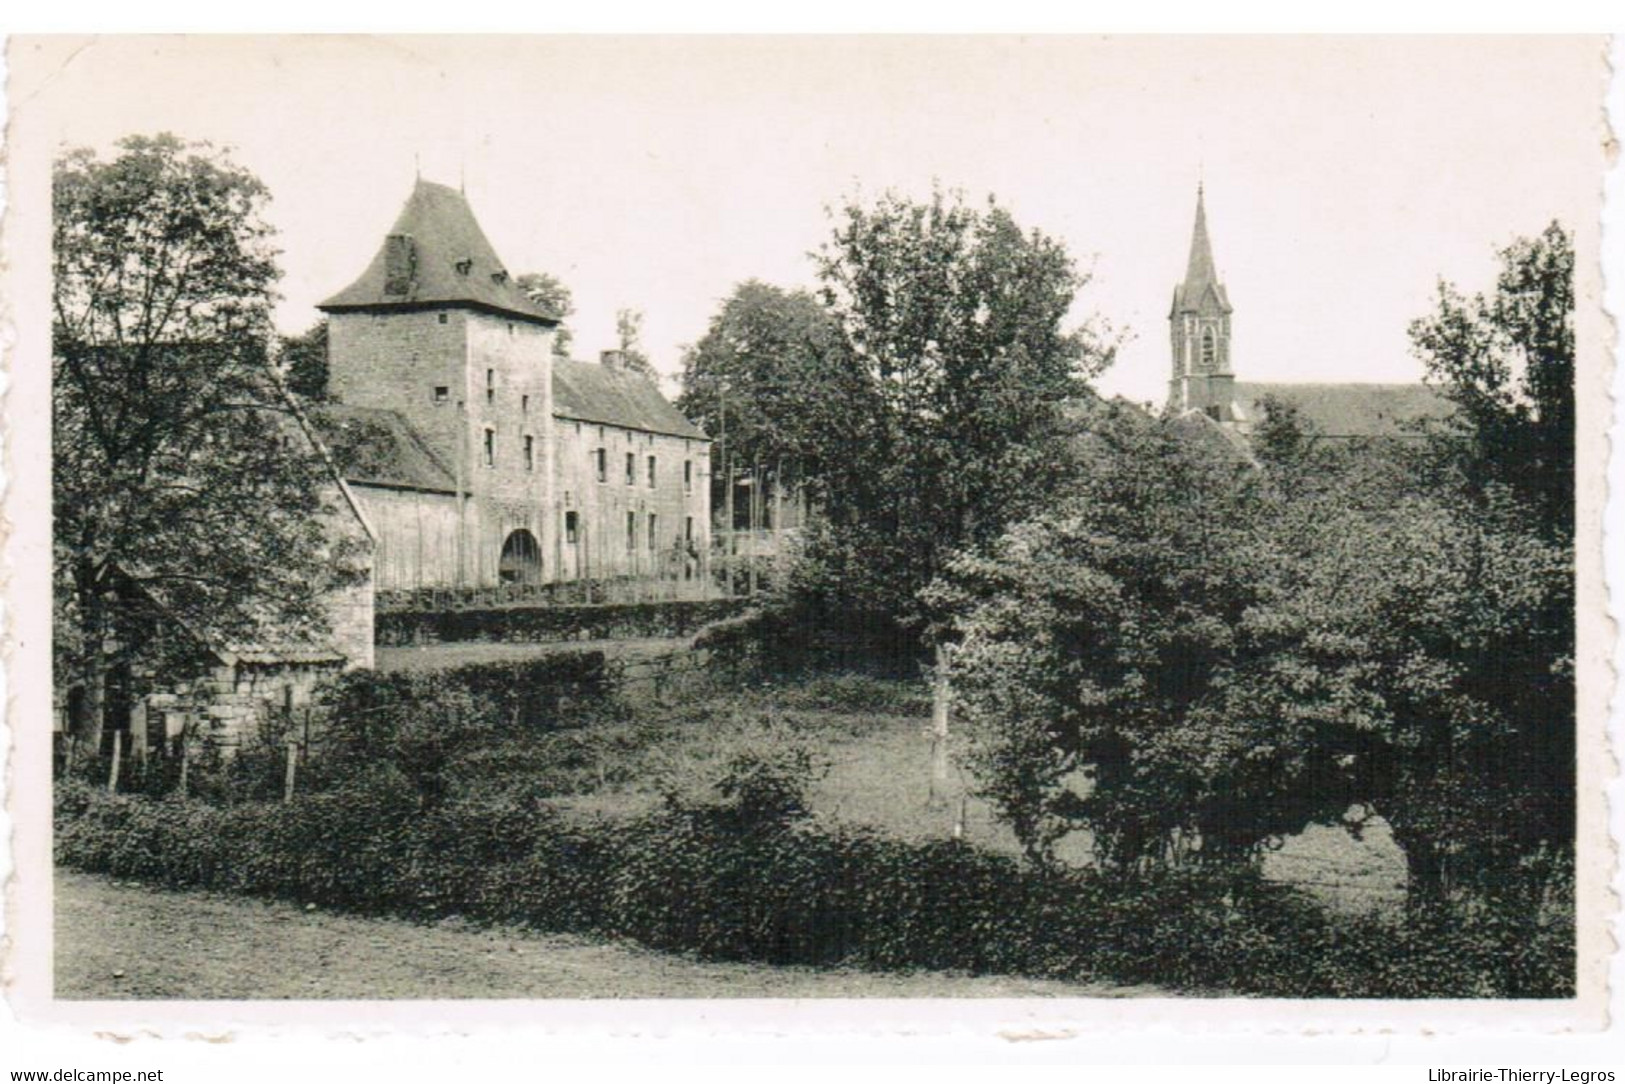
[313,179,713,595]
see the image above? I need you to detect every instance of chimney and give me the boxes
[599,349,627,371]
[384,234,417,296]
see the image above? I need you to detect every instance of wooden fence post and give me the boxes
[178,725,191,799]
[283,734,299,803]
[107,730,122,794]
[928,643,952,810]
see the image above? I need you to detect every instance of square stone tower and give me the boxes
[320,179,560,587]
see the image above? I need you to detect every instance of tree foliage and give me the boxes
[932,406,1348,871]
[938,222,1576,922]
[804,187,1113,628]
[279,318,329,400]
[517,271,576,358]
[53,133,362,747]
[677,280,868,493]
[615,307,658,378]
[1410,221,1574,540]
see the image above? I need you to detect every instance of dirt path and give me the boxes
[54,870,1161,1000]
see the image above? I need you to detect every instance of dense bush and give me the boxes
[376,598,748,647]
[695,601,924,680]
[54,768,1573,998]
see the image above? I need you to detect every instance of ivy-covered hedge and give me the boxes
[695,604,925,680]
[322,652,613,733]
[376,598,749,646]
[53,776,1572,998]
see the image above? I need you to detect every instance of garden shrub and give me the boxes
[376,598,748,647]
[53,768,1573,998]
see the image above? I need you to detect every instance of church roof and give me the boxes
[552,359,708,440]
[1170,185,1232,316]
[319,179,559,327]
[1232,382,1453,440]
[310,404,459,494]
[1168,408,1259,465]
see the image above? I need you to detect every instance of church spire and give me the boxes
[1172,183,1231,316]
[1168,182,1236,421]
[1182,183,1219,299]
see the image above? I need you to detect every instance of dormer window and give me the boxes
[491,270,508,284]
[455,258,473,276]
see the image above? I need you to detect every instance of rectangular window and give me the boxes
[483,428,494,468]
[523,434,534,472]
[683,459,693,492]
[434,385,449,403]
[565,510,579,544]
[626,511,636,552]
[438,312,448,325]
[522,394,530,413]
[625,451,635,485]
[647,455,657,488]
[486,369,495,404]
[648,513,658,550]
[685,516,693,543]
[594,447,606,483]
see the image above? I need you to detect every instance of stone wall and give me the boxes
[553,417,712,582]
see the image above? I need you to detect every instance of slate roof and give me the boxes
[552,359,708,440]
[319,179,559,327]
[1171,185,1232,316]
[1232,382,1453,440]
[310,404,458,494]
[123,559,351,668]
[1168,408,1259,465]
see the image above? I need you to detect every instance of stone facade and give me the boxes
[553,414,712,582]
[329,307,557,586]
[320,179,711,592]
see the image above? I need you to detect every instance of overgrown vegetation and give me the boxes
[934,224,1575,938]
[55,730,1572,997]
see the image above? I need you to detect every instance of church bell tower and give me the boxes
[1168,184,1236,421]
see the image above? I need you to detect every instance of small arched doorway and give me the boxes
[499,528,543,584]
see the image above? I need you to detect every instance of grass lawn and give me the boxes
[55,870,1160,999]
[546,674,1409,915]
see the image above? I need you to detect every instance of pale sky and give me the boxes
[11,35,1606,406]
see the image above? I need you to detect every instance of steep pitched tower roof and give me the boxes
[1170,184,1233,317]
[320,179,559,327]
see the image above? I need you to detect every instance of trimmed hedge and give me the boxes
[324,652,613,733]
[376,598,749,647]
[53,777,1572,998]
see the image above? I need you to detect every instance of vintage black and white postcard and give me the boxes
[1,34,1618,1053]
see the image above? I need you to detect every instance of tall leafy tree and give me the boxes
[279,317,329,400]
[615,307,658,379]
[54,133,359,751]
[517,271,576,358]
[677,280,867,495]
[810,187,1114,628]
[1409,221,1574,541]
